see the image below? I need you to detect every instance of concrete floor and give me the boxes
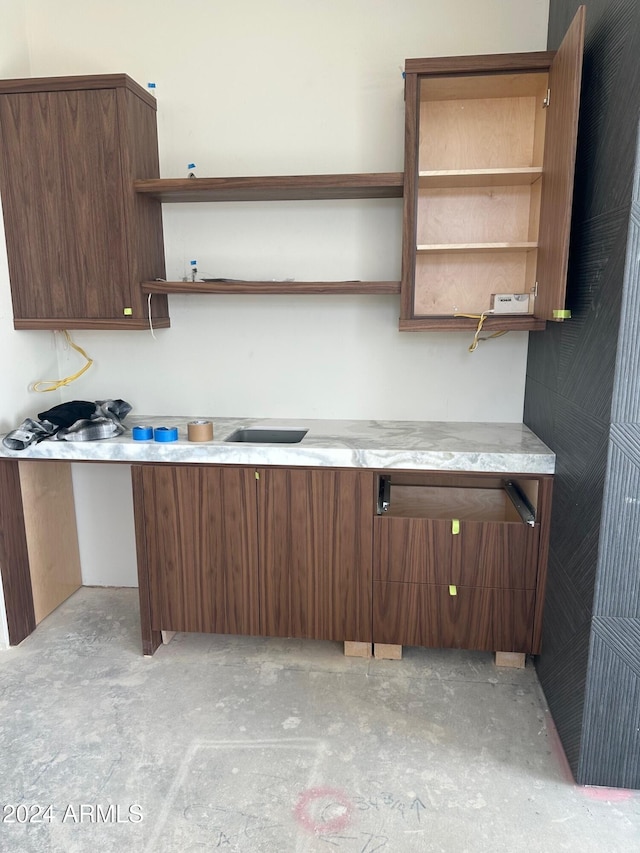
[0,589,638,853]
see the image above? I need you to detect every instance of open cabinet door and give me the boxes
[535,5,586,322]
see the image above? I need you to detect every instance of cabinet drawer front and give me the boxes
[457,520,539,588]
[375,517,539,588]
[374,517,452,583]
[373,581,535,652]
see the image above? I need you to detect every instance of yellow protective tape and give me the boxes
[553,309,571,319]
[451,518,460,535]
[449,585,457,596]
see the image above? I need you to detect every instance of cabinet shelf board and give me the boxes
[142,280,401,295]
[416,242,538,254]
[419,167,543,188]
[134,173,404,202]
[399,315,546,332]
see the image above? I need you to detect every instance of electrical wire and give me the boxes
[454,313,508,353]
[32,330,94,392]
[148,292,157,340]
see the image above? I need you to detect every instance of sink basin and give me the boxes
[224,427,308,444]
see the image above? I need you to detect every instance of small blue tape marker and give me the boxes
[154,426,178,443]
[132,425,153,441]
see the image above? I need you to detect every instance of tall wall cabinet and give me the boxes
[400,7,585,332]
[0,75,168,330]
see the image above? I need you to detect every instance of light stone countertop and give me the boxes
[0,416,555,474]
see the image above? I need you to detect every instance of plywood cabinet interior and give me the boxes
[0,74,168,330]
[400,6,585,332]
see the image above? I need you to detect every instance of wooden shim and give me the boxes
[374,643,403,660]
[495,651,526,668]
[344,641,372,658]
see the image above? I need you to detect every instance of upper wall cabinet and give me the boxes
[0,74,168,330]
[399,7,585,332]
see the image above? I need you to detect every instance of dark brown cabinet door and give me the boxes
[133,465,259,638]
[535,5,586,321]
[373,582,535,652]
[375,516,539,589]
[259,468,374,643]
[0,75,168,329]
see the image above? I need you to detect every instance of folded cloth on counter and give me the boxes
[1,417,57,450]
[2,399,132,450]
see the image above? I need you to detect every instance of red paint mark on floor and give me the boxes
[294,786,353,835]
[582,786,635,802]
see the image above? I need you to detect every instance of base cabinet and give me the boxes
[132,464,551,657]
[372,473,551,655]
[132,464,374,654]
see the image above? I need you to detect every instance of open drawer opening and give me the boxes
[377,473,537,525]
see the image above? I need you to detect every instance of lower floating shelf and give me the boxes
[399,315,546,332]
[142,280,401,295]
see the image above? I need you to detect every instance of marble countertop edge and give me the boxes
[0,416,556,474]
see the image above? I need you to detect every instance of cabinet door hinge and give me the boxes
[543,88,551,108]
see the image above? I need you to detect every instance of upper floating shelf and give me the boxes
[416,242,538,253]
[134,172,405,203]
[418,167,543,188]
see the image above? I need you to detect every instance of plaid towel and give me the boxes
[3,399,132,450]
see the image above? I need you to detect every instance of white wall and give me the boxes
[2,0,550,591]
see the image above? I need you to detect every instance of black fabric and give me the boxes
[37,400,96,428]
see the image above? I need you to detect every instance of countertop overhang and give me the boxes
[0,417,555,474]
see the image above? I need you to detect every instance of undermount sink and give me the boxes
[224,427,308,444]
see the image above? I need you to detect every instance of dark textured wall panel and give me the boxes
[596,435,640,618]
[527,0,640,788]
[580,630,640,787]
[612,197,640,423]
[536,624,591,772]
[559,209,627,422]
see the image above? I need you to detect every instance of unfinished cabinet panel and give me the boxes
[0,74,168,329]
[400,6,585,332]
[259,467,374,643]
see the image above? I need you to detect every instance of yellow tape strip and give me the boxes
[451,518,460,535]
[553,309,571,319]
[449,585,457,596]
